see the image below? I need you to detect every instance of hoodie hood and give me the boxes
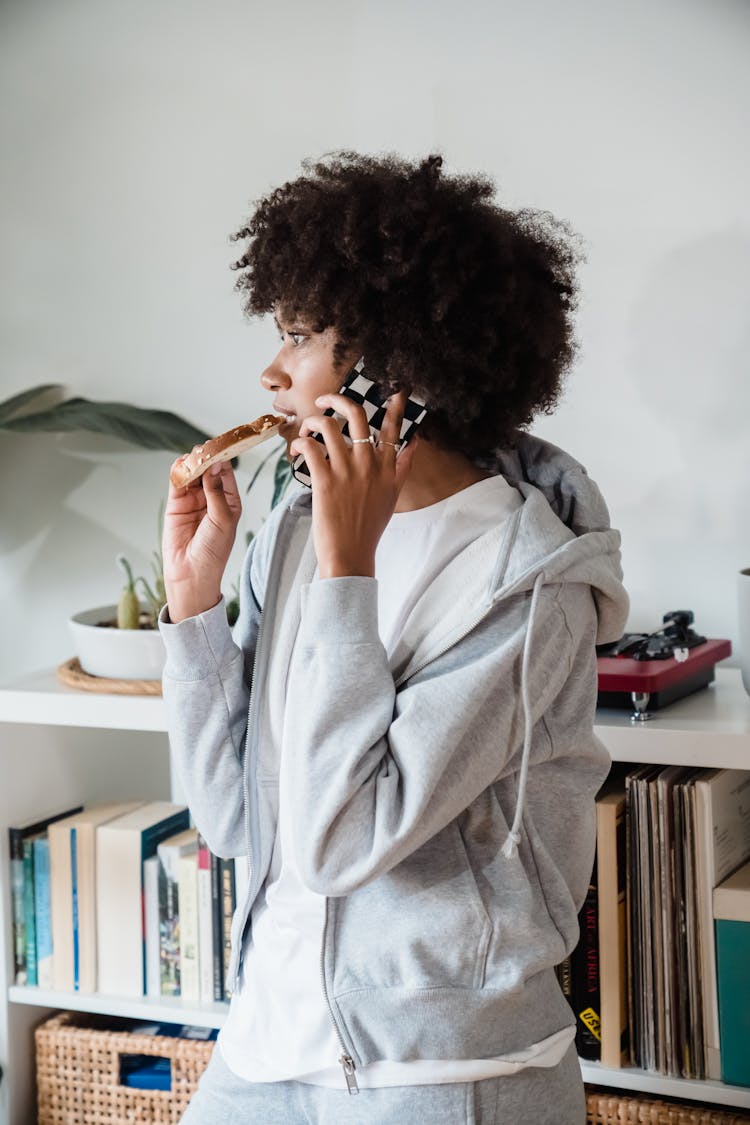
[491,430,629,645]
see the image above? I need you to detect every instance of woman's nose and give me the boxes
[260,352,290,392]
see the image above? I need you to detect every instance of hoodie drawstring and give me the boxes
[501,571,545,860]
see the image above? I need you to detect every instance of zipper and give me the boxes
[234,520,290,987]
[395,607,492,689]
[320,899,359,1094]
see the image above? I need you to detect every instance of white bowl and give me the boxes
[68,605,166,681]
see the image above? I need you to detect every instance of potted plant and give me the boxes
[3,382,292,682]
[68,552,169,681]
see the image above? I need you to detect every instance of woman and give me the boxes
[160,152,628,1124]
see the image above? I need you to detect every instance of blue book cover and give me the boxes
[33,836,53,988]
[23,837,38,986]
[9,804,82,985]
[71,828,80,990]
[10,848,26,984]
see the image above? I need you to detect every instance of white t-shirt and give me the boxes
[219,475,575,1088]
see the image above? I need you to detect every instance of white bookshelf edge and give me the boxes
[8,985,228,1030]
[0,669,166,731]
[580,1060,750,1109]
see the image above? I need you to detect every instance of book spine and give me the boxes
[23,838,38,987]
[210,849,224,1002]
[572,881,601,1060]
[556,954,573,1010]
[220,857,236,1001]
[71,828,79,990]
[143,855,161,998]
[141,808,190,993]
[158,859,181,997]
[34,836,53,989]
[9,829,27,985]
[179,854,200,1006]
[596,791,629,1068]
[197,838,215,1007]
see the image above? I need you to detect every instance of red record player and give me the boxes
[596,610,732,721]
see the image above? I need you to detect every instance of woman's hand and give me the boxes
[162,459,242,623]
[289,391,417,579]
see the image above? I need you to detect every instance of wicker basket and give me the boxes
[586,1086,750,1125]
[35,1010,214,1124]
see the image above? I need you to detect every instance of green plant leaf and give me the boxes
[0,384,63,425]
[271,453,292,508]
[245,441,281,496]
[0,397,207,451]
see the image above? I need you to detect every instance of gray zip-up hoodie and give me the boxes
[160,431,629,1071]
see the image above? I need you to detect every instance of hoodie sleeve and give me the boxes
[158,534,263,859]
[284,574,600,897]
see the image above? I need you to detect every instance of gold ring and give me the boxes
[351,436,375,445]
[377,440,399,449]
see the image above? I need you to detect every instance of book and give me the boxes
[33,836,53,989]
[596,773,629,1067]
[178,848,200,1005]
[571,879,600,1060]
[692,769,750,1079]
[556,954,573,1010]
[8,804,83,985]
[655,765,695,1077]
[157,827,198,997]
[96,802,190,997]
[713,859,750,1087]
[197,835,216,1006]
[48,801,144,992]
[625,764,661,1070]
[219,856,236,1001]
[23,836,40,986]
[143,855,161,998]
[683,776,705,1077]
[210,848,224,1002]
[647,772,666,1073]
[672,767,704,1078]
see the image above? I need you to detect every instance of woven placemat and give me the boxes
[56,657,162,696]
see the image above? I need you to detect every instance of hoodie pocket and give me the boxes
[332,820,493,993]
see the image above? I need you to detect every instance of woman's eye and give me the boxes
[289,332,304,347]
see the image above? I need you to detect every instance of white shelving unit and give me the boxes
[1,666,749,1122]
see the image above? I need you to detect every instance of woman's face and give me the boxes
[260,313,358,452]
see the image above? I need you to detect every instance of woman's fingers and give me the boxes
[289,433,331,489]
[296,390,413,485]
[202,461,242,525]
[314,394,373,446]
[378,390,408,451]
[298,412,355,471]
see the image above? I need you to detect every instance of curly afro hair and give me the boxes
[230,152,583,459]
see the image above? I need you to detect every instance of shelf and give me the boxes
[8,985,228,1030]
[593,667,750,770]
[2,666,748,752]
[0,668,166,731]
[580,1060,750,1109]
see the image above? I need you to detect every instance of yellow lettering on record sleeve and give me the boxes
[580,1007,601,1041]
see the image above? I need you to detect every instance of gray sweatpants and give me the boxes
[179,1042,586,1124]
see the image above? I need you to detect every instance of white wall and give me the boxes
[1,0,748,681]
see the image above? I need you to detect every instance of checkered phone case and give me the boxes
[291,358,428,488]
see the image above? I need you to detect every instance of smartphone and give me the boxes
[291,358,428,488]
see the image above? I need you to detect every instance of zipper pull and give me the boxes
[339,1054,359,1095]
